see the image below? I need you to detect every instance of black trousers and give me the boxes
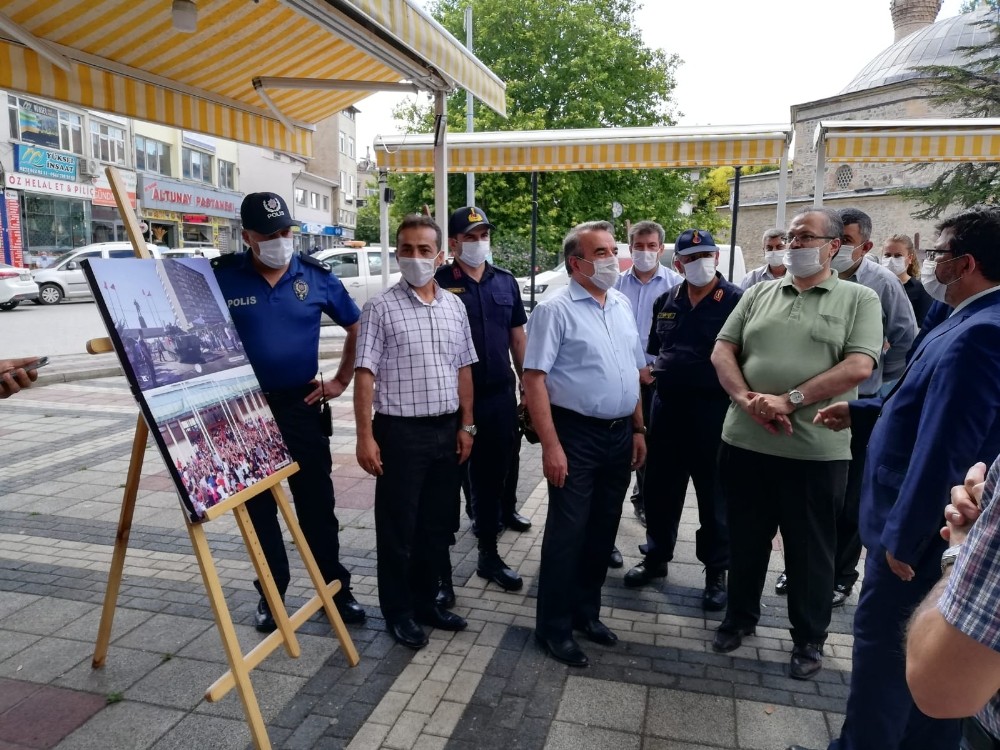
[246,390,350,601]
[501,431,522,519]
[643,390,729,570]
[467,387,519,540]
[373,413,461,622]
[719,443,847,646]
[833,415,874,589]
[536,407,632,639]
[630,383,655,506]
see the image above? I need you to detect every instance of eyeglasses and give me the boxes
[786,233,837,246]
[923,250,958,263]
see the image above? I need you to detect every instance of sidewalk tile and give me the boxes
[646,688,736,746]
[55,702,184,750]
[735,699,831,749]
[544,722,640,750]
[554,676,645,732]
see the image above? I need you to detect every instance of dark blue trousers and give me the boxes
[467,387,518,539]
[535,408,632,639]
[829,547,960,750]
[247,392,350,600]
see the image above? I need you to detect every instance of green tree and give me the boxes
[354,195,381,244]
[387,0,695,256]
[902,8,1000,218]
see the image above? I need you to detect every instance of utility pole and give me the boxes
[465,5,475,207]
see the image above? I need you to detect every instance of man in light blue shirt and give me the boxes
[741,228,788,290]
[615,220,683,528]
[524,220,647,668]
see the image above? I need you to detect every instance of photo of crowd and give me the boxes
[146,367,291,522]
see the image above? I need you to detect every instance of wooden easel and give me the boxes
[89,167,359,750]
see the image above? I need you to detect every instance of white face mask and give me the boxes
[460,239,490,268]
[255,236,295,269]
[783,242,829,278]
[829,245,857,274]
[920,257,964,303]
[577,256,619,291]
[398,254,440,288]
[631,250,660,273]
[882,256,907,275]
[682,257,717,287]
[764,250,785,268]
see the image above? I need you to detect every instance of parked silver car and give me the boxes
[0,263,39,310]
[32,242,164,304]
[314,246,400,307]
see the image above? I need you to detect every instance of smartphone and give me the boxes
[1,356,49,376]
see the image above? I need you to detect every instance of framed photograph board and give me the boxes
[83,257,292,522]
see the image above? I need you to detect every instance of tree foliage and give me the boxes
[902,8,1000,218]
[354,196,381,244]
[385,0,703,262]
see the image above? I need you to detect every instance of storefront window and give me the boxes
[90,121,127,165]
[20,194,89,266]
[183,223,214,246]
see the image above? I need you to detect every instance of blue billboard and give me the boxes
[14,144,78,181]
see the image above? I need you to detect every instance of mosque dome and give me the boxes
[841,5,996,94]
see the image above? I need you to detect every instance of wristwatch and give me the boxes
[941,544,962,574]
[460,424,478,437]
[787,389,805,408]
[633,424,647,435]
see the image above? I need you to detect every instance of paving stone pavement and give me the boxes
[0,358,863,750]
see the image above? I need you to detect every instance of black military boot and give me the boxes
[435,548,456,609]
[703,568,728,612]
[477,538,523,591]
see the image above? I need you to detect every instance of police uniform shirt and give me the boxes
[435,261,526,393]
[649,273,742,394]
[213,251,360,392]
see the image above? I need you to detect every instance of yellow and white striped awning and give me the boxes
[817,119,1000,163]
[375,125,792,173]
[0,0,505,158]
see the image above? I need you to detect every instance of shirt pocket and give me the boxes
[491,291,514,309]
[811,313,848,345]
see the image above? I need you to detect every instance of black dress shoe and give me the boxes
[623,557,667,588]
[702,569,727,612]
[786,746,819,750]
[775,571,788,595]
[435,579,456,609]
[502,512,532,532]
[712,625,755,653]
[335,591,366,624]
[831,583,852,608]
[415,606,468,631]
[477,551,524,591]
[609,546,624,569]
[253,598,277,634]
[573,619,618,646]
[535,632,589,667]
[790,643,823,680]
[387,618,428,650]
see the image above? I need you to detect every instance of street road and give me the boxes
[2,300,109,358]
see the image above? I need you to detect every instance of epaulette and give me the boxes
[210,253,242,269]
[491,264,515,278]
[299,252,332,273]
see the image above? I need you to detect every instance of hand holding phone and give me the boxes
[0,356,46,398]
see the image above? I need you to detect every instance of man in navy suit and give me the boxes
[786,206,1000,750]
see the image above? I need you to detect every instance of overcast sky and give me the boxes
[354,0,966,160]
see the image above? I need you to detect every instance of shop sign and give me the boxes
[16,98,60,149]
[14,144,78,180]
[3,190,24,267]
[4,171,137,209]
[139,176,240,218]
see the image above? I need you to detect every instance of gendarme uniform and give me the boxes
[212,248,361,612]
[642,270,740,577]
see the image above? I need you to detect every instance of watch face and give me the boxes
[790,390,804,404]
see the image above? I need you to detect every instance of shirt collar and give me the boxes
[401,277,443,305]
[951,284,1000,317]
[625,264,668,284]
[779,270,839,293]
[569,277,618,306]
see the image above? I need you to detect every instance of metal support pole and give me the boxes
[814,141,826,207]
[530,172,538,310]
[776,148,789,230]
[465,5,475,207]
[729,166,741,282]
[434,91,448,242]
[379,170,390,288]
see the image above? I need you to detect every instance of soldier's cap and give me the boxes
[241,192,297,235]
[448,206,496,237]
[674,229,719,256]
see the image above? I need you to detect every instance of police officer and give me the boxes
[435,206,526,597]
[213,192,365,632]
[623,229,740,611]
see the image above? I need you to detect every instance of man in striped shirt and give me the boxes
[354,214,479,651]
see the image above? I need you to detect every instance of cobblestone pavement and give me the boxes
[0,357,861,750]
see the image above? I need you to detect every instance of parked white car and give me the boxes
[32,241,165,304]
[161,247,221,260]
[519,242,746,310]
[0,263,39,310]
[314,246,400,308]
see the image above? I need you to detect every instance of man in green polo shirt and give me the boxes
[708,207,882,681]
